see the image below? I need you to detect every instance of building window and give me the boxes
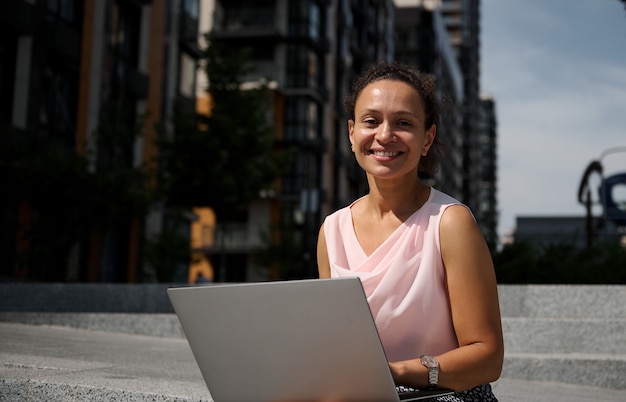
[183,0,199,19]
[180,0,199,41]
[288,0,322,40]
[39,68,76,147]
[109,2,142,97]
[284,97,319,142]
[283,95,321,197]
[222,0,275,30]
[286,45,323,93]
[282,150,320,198]
[286,46,306,88]
[112,3,140,64]
[179,52,197,98]
[308,2,320,41]
[283,150,305,195]
[47,0,77,24]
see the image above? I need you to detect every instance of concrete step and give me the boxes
[498,285,626,318]
[502,317,626,354]
[502,352,626,390]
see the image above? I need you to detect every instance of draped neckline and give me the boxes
[348,187,434,258]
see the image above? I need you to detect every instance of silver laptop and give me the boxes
[167,277,454,402]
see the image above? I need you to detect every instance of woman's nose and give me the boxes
[376,122,395,143]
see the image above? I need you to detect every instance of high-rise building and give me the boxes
[394,0,498,245]
[477,94,498,250]
[394,0,464,200]
[439,0,485,216]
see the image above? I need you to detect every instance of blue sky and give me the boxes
[480,0,626,239]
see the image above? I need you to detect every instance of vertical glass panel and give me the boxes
[179,53,196,98]
[60,0,75,22]
[183,0,199,19]
[307,101,317,140]
[309,2,320,41]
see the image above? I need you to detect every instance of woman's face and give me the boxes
[348,79,436,181]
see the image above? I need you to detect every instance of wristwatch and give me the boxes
[420,355,439,390]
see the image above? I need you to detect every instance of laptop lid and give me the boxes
[168,277,452,402]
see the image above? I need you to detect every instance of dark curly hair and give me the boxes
[344,61,443,175]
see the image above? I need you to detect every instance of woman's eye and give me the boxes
[397,120,411,127]
[363,119,378,126]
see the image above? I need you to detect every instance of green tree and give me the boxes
[493,240,626,284]
[157,35,285,217]
[152,35,288,281]
[1,127,94,280]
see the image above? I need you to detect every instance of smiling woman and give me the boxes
[317,61,504,401]
[344,62,443,178]
[348,79,435,184]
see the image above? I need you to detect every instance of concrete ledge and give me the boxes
[3,283,624,317]
[2,283,624,316]
[0,283,182,313]
[503,353,626,389]
[498,285,626,318]
[0,312,184,338]
[502,317,626,354]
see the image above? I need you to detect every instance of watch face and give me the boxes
[421,355,438,368]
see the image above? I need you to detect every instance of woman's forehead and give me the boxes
[355,80,424,111]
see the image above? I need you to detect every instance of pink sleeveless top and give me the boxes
[323,188,461,362]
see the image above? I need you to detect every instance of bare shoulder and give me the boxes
[440,203,477,234]
[439,203,491,272]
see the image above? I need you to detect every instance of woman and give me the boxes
[317,61,504,401]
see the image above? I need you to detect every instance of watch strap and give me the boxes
[420,355,439,390]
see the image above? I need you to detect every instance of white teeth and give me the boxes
[373,151,399,157]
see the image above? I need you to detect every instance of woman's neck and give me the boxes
[365,175,430,219]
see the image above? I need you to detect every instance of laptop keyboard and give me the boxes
[397,385,420,392]
[396,385,423,398]
[396,385,455,401]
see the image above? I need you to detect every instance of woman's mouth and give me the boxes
[371,150,400,157]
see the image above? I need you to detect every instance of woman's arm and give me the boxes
[389,204,504,391]
[317,223,331,279]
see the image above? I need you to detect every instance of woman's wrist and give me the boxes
[389,360,429,389]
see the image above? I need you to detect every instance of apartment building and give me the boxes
[0,0,202,282]
[196,0,396,280]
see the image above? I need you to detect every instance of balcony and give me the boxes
[214,8,281,39]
